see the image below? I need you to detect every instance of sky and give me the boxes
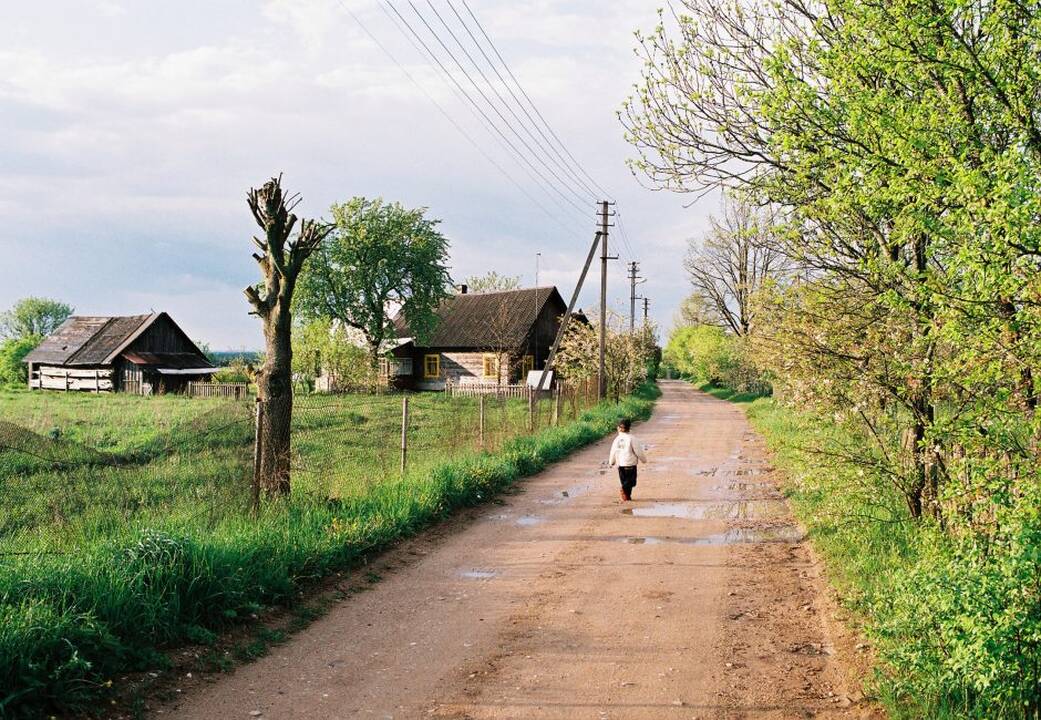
[0,0,718,350]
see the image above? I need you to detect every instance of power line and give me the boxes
[381,1,589,231]
[335,0,585,238]
[445,0,601,202]
[425,0,595,210]
[460,0,616,202]
[395,0,590,217]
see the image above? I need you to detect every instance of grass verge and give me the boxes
[0,383,659,718]
[711,385,1041,719]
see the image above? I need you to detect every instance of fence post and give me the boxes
[527,386,534,432]
[251,398,263,516]
[479,394,485,450]
[553,385,561,426]
[400,394,409,474]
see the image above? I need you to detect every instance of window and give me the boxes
[423,354,440,379]
[482,354,498,379]
[522,355,534,375]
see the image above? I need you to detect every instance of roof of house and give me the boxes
[23,313,212,368]
[395,287,565,349]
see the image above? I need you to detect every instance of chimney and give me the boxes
[459,284,468,295]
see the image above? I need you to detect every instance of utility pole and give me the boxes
[627,261,645,332]
[599,200,617,400]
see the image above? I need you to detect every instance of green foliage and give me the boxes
[295,197,452,363]
[291,318,372,392]
[0,336,40,387]
[463,271,519,293]
[555,312,660,395]
[627,1,1041,713]
[664,326,766,394]
[0,297,72,340]
[0,384,659,716]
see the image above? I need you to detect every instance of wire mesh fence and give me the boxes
[0,378,602,557]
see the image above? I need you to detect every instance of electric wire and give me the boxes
[460,0,617,203]
[443,0,602,203]
[334,0,585,238]
[391,0,590,217]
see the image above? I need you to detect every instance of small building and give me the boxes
[388,286,578,391]
[24,312,215,394]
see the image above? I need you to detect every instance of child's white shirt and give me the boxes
[609,431,646,467]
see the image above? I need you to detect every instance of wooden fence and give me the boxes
[444,380,530,399]
[187,382,250,400]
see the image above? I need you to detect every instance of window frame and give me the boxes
[423,354,440,379]
[482,353,498,379]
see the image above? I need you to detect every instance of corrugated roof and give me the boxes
[395,287,563,349]
[121,351,214,370]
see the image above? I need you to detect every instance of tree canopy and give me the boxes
[0,297,73,339]
[295,197,452,365]
[464,271,520,293]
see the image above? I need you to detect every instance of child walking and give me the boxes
[609,417,646,502]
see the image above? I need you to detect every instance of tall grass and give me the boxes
[718,390,1041,719]
[0,383,659,718]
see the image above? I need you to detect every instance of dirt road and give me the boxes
[160,381,877,719]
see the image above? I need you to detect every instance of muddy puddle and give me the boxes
[620,499,786,521]
[460,569,497,579]
[619,525,804,546]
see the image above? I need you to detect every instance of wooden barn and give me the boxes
[23,312,215,394]
[387,286,579,391]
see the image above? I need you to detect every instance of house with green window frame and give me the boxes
[388,285,581,391]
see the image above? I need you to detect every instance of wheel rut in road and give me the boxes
[158,381,880,720]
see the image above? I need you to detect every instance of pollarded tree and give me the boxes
[295,197,452,370]
[245,176,331,497]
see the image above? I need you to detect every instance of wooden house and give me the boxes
[23,312,215,394]
[387,286,579,391]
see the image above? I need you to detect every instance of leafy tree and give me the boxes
[291,318,372,392]
[0,336,40,386]
[464,271,520,293]
[555,312,657,398]
[296,197,452,369]
[0,297,72,339]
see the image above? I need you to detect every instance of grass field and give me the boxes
[0,383,659,717]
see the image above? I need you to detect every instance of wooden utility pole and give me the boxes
[599,201,616,400]
[400,395,409,474]
[534,230,602,394]
[628,261,644,332]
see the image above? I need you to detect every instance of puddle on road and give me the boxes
[460,569,497,579]
[618,525,804,546]
[515,515,544,527]
[620,500,786,521]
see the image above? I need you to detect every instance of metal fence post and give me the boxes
[400,394,409,474]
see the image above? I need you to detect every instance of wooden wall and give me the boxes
[29,365,114,392]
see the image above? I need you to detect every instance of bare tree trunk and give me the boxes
[244,176,330,498]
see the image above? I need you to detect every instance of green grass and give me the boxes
[712,387,1041,719]
[696,381,769,404]
[0,383,660,718]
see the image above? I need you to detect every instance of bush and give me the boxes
[0,336,40,387]
[664,326,767,393]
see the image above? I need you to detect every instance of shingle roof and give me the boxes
[395,287,564,349]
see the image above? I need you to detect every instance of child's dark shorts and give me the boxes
[618,465,638,494]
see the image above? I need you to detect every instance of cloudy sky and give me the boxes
[1,0,717,349]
